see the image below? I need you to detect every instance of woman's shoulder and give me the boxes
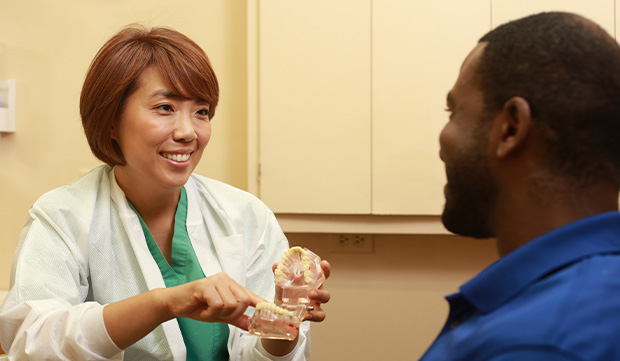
[187,174,275,222]
[34,165,112,212]
[189,173,264,205]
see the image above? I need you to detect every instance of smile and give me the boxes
[162,153,191,162]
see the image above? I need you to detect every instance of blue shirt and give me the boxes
[420,211,620,361]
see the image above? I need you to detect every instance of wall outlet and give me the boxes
[329,234,374,253]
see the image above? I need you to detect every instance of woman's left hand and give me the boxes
[304,259,331,322]
[271,259,331,322]
[262,259,331,356]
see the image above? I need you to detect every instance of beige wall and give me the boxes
[289,234,497,360]
[0,0,248,290]
[0,1,499,359]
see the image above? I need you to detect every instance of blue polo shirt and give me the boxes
[420,211,620,361]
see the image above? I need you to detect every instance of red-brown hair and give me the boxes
[80,25,219,166]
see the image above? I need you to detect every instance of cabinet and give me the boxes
[249,0,489,217]
[252,0,372,214]
[247,0,616,232]
[372,1,489,214]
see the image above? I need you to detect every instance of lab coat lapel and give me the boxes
[185,178,248,287]
[107,169,186,361]
[107,169,166,290]
[210,235,247,286]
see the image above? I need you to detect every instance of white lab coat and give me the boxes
[0,165,311,360]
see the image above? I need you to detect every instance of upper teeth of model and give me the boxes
[164,153,190,162]
[275,246,313,283]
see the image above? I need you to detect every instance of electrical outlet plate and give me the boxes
[329,234,374,253]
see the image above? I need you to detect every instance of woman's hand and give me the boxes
[161,272,265,330]
[304,259,331,322]
[270,259,332,322]
[103,272,264,349]
[262,259,331,356]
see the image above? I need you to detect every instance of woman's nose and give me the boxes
[173,112,197,142]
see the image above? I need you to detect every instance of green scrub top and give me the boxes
[130,187,229,361]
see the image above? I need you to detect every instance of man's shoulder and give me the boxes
[489,253,620,350]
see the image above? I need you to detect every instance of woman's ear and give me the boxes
[110,123,118,140]
[495,96,532,158]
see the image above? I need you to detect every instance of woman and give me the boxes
[0,25,330,360]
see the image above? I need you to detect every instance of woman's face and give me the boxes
[112,66,211,194]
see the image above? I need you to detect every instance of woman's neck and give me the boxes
[114,168,182,264]
[114,167,181,220]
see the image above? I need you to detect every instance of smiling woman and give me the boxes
[0,25,331,360]
[80,27,219,168]
[112,66,213,212]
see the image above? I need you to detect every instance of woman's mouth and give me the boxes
[162,153,191,162]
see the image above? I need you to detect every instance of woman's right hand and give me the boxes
[104,272,264,349]
[160,272,265,330]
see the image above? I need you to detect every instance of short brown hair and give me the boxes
[80,25,219,166]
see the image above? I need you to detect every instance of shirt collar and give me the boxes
[459,211,620,314]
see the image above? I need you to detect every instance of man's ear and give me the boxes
[495,96,532,158]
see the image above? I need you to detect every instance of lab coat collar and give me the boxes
[108,168,186,359]
[185,178,247,286]
[108,168,247,288]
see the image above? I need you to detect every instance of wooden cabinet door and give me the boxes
[372,0,491,215]
[257,0,372,214]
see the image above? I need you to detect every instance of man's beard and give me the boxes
[441,132,498,239]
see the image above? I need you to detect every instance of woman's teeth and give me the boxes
[163,153,190,162]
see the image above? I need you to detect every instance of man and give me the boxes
[422,12,620,360]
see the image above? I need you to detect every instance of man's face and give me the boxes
[439,43,497,239]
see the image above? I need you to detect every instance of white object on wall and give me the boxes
[0,79,16,132]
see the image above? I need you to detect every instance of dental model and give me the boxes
[275,246,321,285]
[248,247,325,340]
[248,302,301,341]
[274,247,325,318]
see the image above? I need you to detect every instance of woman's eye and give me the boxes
[196,108,210,117]
[157,104,174,112]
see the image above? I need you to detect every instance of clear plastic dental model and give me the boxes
[248,247,325,340]
[247,302,300,340]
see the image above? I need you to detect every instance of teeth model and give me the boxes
[249,247,325,340]
[248,302,301,341]
[274,246,325,289]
